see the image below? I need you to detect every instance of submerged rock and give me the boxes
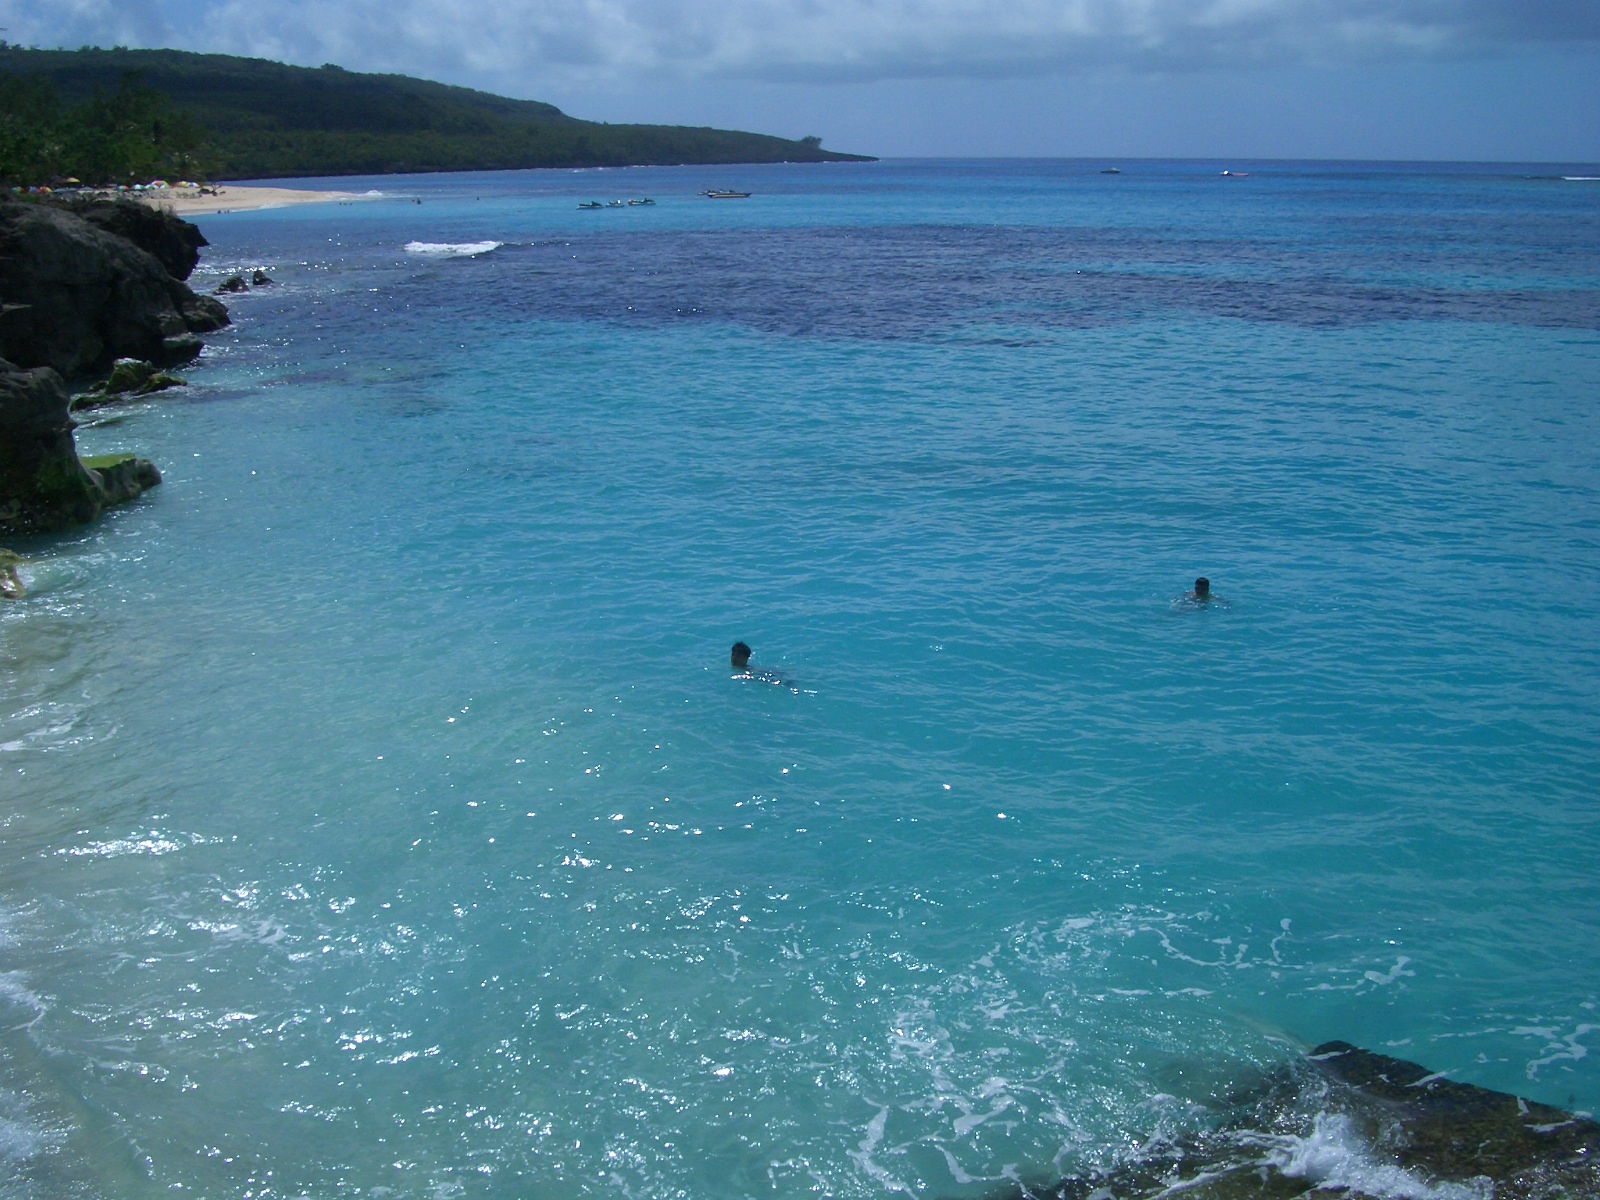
[0,359,161,534]
[0,548,22,599]
[0,198,229,379]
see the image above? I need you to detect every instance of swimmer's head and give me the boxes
[731,641,752,670]
[1194,577,1210,598]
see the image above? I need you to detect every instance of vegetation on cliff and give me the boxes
[0,46,874,183]
[0,66,205,187]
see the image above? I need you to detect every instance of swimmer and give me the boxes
[1176,576,1227,608]
[730,641,789,687]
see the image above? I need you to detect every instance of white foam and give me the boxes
[0,971,46,1026]
[0,1110,47,1166]
[1260,1114,1493,1200]
[403,241,504,257]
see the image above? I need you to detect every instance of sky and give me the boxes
[5,0,1599,162]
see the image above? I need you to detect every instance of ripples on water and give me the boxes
[2,160,1599,1198]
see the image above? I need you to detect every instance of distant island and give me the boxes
[0,46,875,183]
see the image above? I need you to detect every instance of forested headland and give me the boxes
[0,46,874,184]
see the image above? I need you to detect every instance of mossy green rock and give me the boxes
[82,453,161,504]
[0,360,161,533]
[73,357,187,409]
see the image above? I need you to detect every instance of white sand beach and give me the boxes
[135,185,380,216]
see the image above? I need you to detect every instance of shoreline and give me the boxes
[133,184,382,216]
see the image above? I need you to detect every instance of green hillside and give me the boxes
[0,46,874,181]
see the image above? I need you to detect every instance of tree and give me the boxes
[0,68,209,186]
[60,72,205,183]
[0,72,63,184]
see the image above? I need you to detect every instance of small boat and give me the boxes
[702,190,752,199]
[1100,167,1121,175]
[607,200,626,207]
[577,201,603,209]
[627,198,656,206]
[1220,170,1249,178]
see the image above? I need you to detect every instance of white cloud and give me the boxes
[5,0,1599,89]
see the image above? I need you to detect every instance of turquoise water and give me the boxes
[3,159,1599,1198]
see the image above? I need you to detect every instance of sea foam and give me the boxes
[1261,1115,1493,1200]
[403,240,504,256]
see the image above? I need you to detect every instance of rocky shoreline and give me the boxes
[0,195,229,587]
[2,195,1596,1200]
[986,1042,1598,1200]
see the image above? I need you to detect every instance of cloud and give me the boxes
[6,0,1600,89]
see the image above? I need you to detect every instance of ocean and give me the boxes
[2,158,1599,1199]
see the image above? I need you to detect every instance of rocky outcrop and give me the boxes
[60,197,208,281]
[83,453,163,506]
[1306,1041,1599,1198]
[995,1042,1599,1200]
[216,269,274,294]
[0,198,229,380]
[73,358,188,409]
[0,360,161,535]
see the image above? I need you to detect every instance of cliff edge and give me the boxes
[0,197,228,380]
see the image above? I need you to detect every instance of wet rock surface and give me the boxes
[1306,1041,1598,1198]
[969,1043,1597,1200]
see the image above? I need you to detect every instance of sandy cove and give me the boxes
[134,184,382,216]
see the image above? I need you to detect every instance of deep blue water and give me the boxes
[3,158,1599,1199]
